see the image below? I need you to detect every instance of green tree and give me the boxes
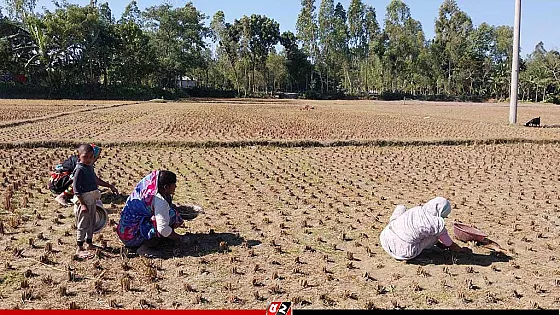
[121,0,142,25]
[113,1,155,86]
[266,49,287,92]
[490,25,513,99]
[37,3,118,88]
[317,0,335,92]
[0,11,34,74]
[2,1,124,90]
[522,43,560,103]
[468,22,494,96]
[348,0,382,93]
[0,14,12,72]
[383,0,425,93]
[5,0,59,87]
[280,30,313,92]
[235,14,279,94]
[296,0,319,87]
[348,0,365,52]
[434,0,473,95]
[363,5,382,93]
[332,2,350,92]
[143,3,207,88]
[210,11,242,93]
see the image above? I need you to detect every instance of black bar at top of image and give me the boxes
[293,310,558,315]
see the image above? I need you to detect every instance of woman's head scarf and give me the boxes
[422,197,451,218]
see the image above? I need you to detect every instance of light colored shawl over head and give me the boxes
[379,197,452,260]
[422,197,452,218]
[384,197,451,247]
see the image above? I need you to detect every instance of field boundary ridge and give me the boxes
[1,138,559,149]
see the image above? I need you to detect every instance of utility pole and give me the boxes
[509,0,522,124]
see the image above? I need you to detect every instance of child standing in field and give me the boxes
[72,144,107,259]
[49,143,110,206]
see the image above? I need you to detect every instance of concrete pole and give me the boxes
[509,0,522,124]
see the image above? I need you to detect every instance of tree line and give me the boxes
[1,0,559,102]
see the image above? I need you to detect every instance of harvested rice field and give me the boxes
[0,100,138,123]
[0,99,559,310]
[0,100,559,144]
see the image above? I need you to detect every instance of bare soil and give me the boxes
[0,100,558,310]
[0,100,558,144]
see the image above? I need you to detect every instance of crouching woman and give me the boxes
[117,170,190,255]
[379,197,470,261]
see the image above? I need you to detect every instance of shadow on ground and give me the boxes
[123,232,261,259]
[100,192,128,207]
[407,246,511,267]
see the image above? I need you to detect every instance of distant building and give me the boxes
[176,76,197,89]
[275,92,299,99]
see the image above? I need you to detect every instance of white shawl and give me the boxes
[380,197,451,260]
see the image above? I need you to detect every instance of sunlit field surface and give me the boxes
[0,99,559,309]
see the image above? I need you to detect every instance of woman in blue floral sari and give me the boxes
[117,170,190,254]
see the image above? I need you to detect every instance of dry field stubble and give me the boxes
[0,100,559,143]
[0,100,137,123]
[0,99,559,310]
[0,144,559,309]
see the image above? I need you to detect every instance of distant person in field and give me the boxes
[117,170,198,257]
[72,144,107,259]
[379,197,471,261]
[48,143,118,206]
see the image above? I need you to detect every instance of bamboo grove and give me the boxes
[0,0,559,102]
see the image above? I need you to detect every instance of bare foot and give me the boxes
[55,194,69,207]
[76,249,94,259]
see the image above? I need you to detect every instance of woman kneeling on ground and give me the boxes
[379,197,471,261]
[117,170,191,256]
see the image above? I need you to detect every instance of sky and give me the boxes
[29,0,560,57]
